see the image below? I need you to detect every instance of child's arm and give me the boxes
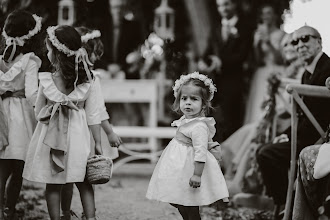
[85,80,102,154]
[24,57,41,107]
[89,124,102,155]
[190,162,205,188]
[189,122,209,188]
[93,77,123,147]
[101,120,122,147]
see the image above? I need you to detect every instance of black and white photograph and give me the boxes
[0,0,330,219]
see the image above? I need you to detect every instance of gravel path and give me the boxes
[18,169,273,220]
[70,175,182,220]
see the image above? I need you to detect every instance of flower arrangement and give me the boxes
[172,71,217,101]
[141,32,164,61]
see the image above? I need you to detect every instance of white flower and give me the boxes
[173,71,217,101]
[81,30,101,43]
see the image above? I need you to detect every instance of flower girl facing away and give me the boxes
[22,25,102,220]
[0,10,42,219]
[146,72,229,220]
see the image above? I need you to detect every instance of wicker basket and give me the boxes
[86,155,113,184]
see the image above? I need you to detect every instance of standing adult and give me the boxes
[256,26,330,216]
[199,0,253,141]
[244,4,285,124]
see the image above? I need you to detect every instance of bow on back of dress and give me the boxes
[37,100,82,174]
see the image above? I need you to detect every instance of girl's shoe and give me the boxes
[60,210,79,220]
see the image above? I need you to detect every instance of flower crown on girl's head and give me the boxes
[2,14,42,47]
[47,26,77,57]
[173,72,217,101]
[2,14,42,62]
[81,30,101,43]
[46,26,93,82]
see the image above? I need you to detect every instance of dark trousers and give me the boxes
[256,141,291,205]
[256,124,322,205]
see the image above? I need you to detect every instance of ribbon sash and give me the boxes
[175,130,222,161]
[37,101,79,174]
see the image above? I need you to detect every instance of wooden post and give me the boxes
[283,95,298,220]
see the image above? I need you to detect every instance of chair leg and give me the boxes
[273,204,280,220]
[273,204,285,220]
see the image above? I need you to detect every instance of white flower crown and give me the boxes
[81,30,101,43]
[46,26,94,86]
[173,72,217,101]
[2,14,42,47]
[47,26,77,57]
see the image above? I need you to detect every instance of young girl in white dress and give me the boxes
[22,25,102,220]
[0,10,42,219]
[146,72,229,220]
[60,27,122,220]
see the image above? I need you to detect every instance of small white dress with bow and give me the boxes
[146,116,229,206]
[23,72,101,184]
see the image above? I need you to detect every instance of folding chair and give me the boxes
[283,84,330,220]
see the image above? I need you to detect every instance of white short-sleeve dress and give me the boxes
[0,52,41,161]
[23,72,101,184]
[146,116,229,206]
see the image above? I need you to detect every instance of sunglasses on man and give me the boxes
[291,35,319,46]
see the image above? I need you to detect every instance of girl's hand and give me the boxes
[189,175,201,188]
[108,132,122,148]
[95,142,103,155]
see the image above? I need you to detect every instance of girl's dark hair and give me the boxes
[1,10,44,62]
[46,25,92,89]
[76,26,104,63]
[172,78,213,116]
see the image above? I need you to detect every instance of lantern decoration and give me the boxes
[58,0,75,26]
[154,0,175,40]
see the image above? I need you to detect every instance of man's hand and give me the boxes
[189,175,201,188]
[208,55,222,73]
[197,56,222,73]
[273,134,289,144]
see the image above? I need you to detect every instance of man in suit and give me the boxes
[256,25,330,212]
[199,0,253,141]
